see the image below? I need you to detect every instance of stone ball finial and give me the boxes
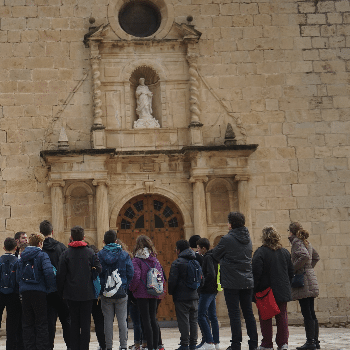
[89,17,95,24]
[187,15,193,23]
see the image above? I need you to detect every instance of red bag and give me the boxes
[255,287,280,320]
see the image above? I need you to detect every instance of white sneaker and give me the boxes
[278,345,288,350]
[215,344,220,350]
[257,347,273,350]
[198,344,215,350]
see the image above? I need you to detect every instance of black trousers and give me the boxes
[0,293,24,350]
[92,298,106,349]
[137,298,159,350]
[298,297,317,321]
[67,299,93,350]
[47,292,71,349]
[21,290,50,350]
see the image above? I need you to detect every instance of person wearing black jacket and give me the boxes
[196,238,219,350]
[57,226,102,350]
[40,220,71,350]
[212,212,258,350]
[168,240,199,350]
[252,226,294,350]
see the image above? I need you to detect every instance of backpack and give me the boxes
[141,260,164,296]
[21,259,40,284]
[0,259,17,292]
[186,259,202,289]
[103,267,126,299]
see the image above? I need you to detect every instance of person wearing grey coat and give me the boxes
[212,212,258,350]
[289,222,320,350]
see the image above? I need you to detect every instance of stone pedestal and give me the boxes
[93,179,109,249]
[48,181,65,243]
[190,175,208,237]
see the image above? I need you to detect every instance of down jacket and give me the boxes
[289,235,320,300]
[198,249,218,295]
[212,227,254,290]
[252,246,294,303]
[17,246,56,294]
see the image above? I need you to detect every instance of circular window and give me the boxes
[119,1,161,38]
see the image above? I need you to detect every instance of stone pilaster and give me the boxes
[93,179,109,249]
[90,41,106,149]
[48,180,65,243]
[236,174,252,233]
[190,175,208,237]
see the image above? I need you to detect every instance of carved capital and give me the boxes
[235,174,250,182]
[47,180,65,188]
[92,179,109,187]
[186,53,199,65]
[189,175,208,184]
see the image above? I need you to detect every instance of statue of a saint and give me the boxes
[134,78,160,129]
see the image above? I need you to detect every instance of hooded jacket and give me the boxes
[98,243,134,294]
[42,237,67,270]
[57,241,102,301]
[129,248,164,299]
[289,235,320,300]
[212,226,254,290]
[198,249,218,295]
[168,248,199,301]
[17,246,56,294]
[252,246,293,303]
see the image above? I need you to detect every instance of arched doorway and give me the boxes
[116,194,184,321]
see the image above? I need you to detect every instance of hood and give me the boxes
[20,246,41,262]
[178,248,196,260]
[205,249,214,257]
[100,243,123,264]
[229,226,251,245]
[68,241,88,248]
[43,237,60,251]
[288,235,298,244]
[135,247,150,259]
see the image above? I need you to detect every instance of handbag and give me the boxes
[255,287,280,320]
[291,272,305,288]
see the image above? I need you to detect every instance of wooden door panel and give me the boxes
[116,194,184,320]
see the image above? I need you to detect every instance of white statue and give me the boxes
[134,78,160,129]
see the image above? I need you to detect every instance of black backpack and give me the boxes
[0,259,17,292]
[21,259,40,284]
[186,259,202,289]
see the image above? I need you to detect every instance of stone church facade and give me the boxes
[0,0,349,323]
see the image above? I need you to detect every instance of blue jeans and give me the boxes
[129,300,143,344]
[198,294,219,344]
[224,288,258,350]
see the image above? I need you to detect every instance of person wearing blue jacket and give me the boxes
[0,237,24,350]
[17,233,56,350]
[98,230,134,350]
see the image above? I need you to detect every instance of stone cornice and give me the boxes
[47,180,65,188]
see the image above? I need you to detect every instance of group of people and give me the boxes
[0,212,320,350]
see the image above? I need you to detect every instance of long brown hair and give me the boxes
[133,235,157,256]
[261,226,282,250]
[289,222,309,247]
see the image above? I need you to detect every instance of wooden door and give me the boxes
[116,194,184,321]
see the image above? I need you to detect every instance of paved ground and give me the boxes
[0,325,348,350]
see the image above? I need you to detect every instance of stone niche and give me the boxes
[86,8,202,150]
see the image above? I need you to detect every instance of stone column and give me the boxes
[190,175,208,237]
[236,175,252,233]
[93,179,109,249]
[48,180,65,243]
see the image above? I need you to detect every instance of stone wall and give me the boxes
[0,0,349,321]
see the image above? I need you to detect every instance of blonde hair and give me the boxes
[289,222,309,247]
[133,235,157,256]
[28,233,45,247]
[262,225,282,251]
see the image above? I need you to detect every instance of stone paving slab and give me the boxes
[0,326,348,350]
